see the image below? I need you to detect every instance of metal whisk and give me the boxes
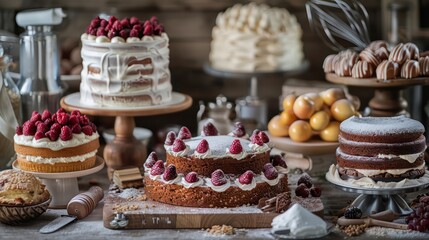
[306,0,371,51]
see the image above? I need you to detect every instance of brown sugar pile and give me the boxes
[206,225,235,235]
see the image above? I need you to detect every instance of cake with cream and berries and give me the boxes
[143,122,289,208]
[14,109,99,173]
[335,116,426,182]
[80,16,171,107]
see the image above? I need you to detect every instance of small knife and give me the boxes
[40,186,104,234]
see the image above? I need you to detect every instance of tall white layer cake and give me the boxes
[80,16,172,107]
[209,3,304,72]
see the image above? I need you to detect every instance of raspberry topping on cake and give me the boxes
[164,131,176,146]
[184,172,198,183]
[297,174,313,188]
[270,155,287,168]
[31,111,41,121]
[45,130,59,141]
[231,122,246,137]
[41,110,51,121]
[150,160,165,176]
[251,134,264,146]
[228,139,243,154]
[250,129,261,142]
[211,169,227,186]
[202,122,218,136]
[15,126,23,135]
[71,124,82,134]
[36,123,49,134]
[144,151,158,168]
[263,163,278,180]
[57,113,69,125]
[34,131,46,140]
[177,126,192,140]
[69,115,79,126]
[60,126,72,141]
[196,139,209,154]
[163,164,178,181]
[23,121,37,136]
[172,138,186,152]
[82,126,93,136]
[50,123,61,133]
[258,131,270,143]
[238,170,255,185]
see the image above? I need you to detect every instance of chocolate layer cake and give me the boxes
[336,116,426,182]
[143,123,289,208]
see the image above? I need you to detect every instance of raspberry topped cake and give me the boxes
[144,122,288,207]
[80,16,171,107]
[14,109,99,173]
[335,116,426,182]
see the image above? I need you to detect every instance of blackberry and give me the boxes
[344,207,363,219]
[297,174,313,188]
[295,183,310,198]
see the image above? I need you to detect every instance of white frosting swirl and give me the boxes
[193,149,212,159]
[181,177,204,189]
[111,36,125,43]
[225,148,248,160]
[14,132,99,151]
[227,132,250,139]
[351,162,426,177]
[169,145,190,157]
[248,143,270,153]
[164,144,171,151]
[126,37,141,43]
[377,152,423,164]
[162,174,182,184]
[149,173,162,181]
[261,172,284,186]
[18,150,97,164]
[205,177,231,192]
[95,36,110,43]
[275,166,289,174]
[234,177,257,191]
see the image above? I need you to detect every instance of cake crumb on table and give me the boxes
[206,225,235,235]
[339,224,367,236]
[112,204,139,213]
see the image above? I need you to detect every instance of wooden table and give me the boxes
[1,158,428,239]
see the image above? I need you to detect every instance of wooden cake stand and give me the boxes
[61,92,192,179]
[12,157,105,208]
[326,73,429,116]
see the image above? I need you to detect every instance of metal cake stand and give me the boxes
[326,171,429,216]
[12,156,105,209]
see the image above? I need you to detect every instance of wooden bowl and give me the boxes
[0,198,51,225]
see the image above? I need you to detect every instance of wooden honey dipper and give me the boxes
[337,210,407,230]
[67,186,104,219]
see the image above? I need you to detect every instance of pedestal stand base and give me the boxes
[351,194,412,216]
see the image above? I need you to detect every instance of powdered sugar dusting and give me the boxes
[184,136,258,158]
[340,116,424,136]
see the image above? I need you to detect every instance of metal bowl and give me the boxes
[0,198,51,225]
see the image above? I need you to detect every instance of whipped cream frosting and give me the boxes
[275,166,289,174]
[169,145,190,157]
[18,150,98,164]
[228,132,249,139]
[205,178,231,192]
[193,149,212,159]
[261,172,284,186]
[149,173,162,181]
[234,177,257,191]
[377,152,423,163]
[350,162,426,177]
[248,143,270,153]
[225,148,248,160]
[14,132,99,151]
[272,203,327,237]
[181,177,204,189]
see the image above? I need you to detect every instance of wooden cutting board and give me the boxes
[103,186,323,229]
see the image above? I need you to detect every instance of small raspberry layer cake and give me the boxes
[144,122,289,208]
[336,116,426,182]
[14,109,100,173]
[80,16,171,107]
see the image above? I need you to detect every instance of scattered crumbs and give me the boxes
[112,204,139,213]
[137,194,147,201]
[144,204,149,209]
[118,188,141,200]
[152,204,156,208]
[206,225,235,235]
[366,226,429,239]
[339,224,367,236]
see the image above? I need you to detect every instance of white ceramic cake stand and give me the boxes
[61,92,192,180]
[326,171,429,216]
[12,156,105,208]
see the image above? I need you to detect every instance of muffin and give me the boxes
[0,170,51,224]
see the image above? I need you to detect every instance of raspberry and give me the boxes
[150,160,165,176]
[90,123,97,132]
[144,151,158,168]
[41,110,51,121]
[238,170,254,185]
[211,169,227,186]
[44,118,53,127]
[89,28,97,36]
[120,18,130,29]
[263,163,278,180]
[107,29,118,39]
[68,115,79,126]
[82,125,93,136]
[45,130,59,141]
[112,20,123,31]
[31,112,41,121]
[270,155,287,168]
[143,20,151,27]
[154,25,164,35]
[60,126,72,141]
[132,24,143,32]
[164,131,176,146]
[119,29,130,39]
[129,29,139,38]
[150,16,158,23]
[228,139,243,154]
[108,16,118,24]
[344,207,362,219]
[71,124,82,134]
[34,131,46,140]
[23,121,37,136]
[79,115,90,125]
[57,113,69,125]
[90,17,100,28]
[96,27,106,36]
[143,25,153,35]
[50,123,61,133]
[172,138,186,152]
[250,129,261,142]
[251,134,264,146]
[16,126,23,135]
[36,123,49,134]
[185,172,198,183]
[130,16,139,25]
[231,122,246,137]
[163,164,178,181]
[56,108,66,114]
[310,186,322,197]
[100,19,108,28]
[297,174,313,188]
[202,122,218,136]
[258,131,270,143]
[196,139,209,153]
[51,113,57,122]
[34,120,43,126]
[177,126,192,140]
[71,110,81,116]
[295,183,310,198]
